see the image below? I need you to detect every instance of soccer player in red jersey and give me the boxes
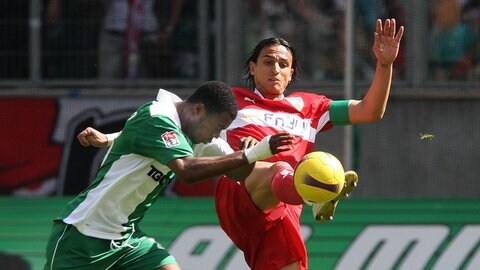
[214,18,403,270]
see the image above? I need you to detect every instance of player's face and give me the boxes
[189,111,233,144]
[249,45,294,100]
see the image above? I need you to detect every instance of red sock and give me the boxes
[270,162,304,205]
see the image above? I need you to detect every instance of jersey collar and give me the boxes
[254,88,284,100]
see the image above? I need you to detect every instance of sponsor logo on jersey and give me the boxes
[244,97,256,104]
[235,109,312,138]
[147,165,167,183]
[162,131,180,148]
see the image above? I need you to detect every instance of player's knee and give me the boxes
[269,161,293,174]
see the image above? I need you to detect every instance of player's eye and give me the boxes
[279,61,289,68]
[264,60,274,65]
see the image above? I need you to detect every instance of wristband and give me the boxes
[244,135,272,163]
[106,132,121,147]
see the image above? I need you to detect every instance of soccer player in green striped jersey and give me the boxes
[43,81,294,270]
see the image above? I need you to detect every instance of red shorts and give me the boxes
[215,176,307,270]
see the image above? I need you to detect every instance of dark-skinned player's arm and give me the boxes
[77,127,294,183]
[193,136,263,182]
[170,133,294,184]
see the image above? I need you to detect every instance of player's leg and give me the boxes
[245,161,359,222]
[44,221,122,270]
[44,221,180,270]
[215,174,307,269]
[244,161,303,211]
[243,161,279,210]
[251,204,307,270]
[311,170,359,222]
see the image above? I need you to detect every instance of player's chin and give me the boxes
[271,84,287,94]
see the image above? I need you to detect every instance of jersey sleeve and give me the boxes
[128,115,193,165]
[106,132,121,146]
[193,137,234,157]
[329,100,351,126]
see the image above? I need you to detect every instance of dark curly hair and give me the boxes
[187,80,238,120]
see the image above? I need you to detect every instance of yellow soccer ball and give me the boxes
[294,151,345,204]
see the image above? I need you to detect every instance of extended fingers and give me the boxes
[274,132,295,142]
[269,133,295,153]
[376,19,383,33]
[395,25,405,42]
[277,135,295,148]
[388,19,395,37]
[376,18,405,46]
[240,136,258,149]
[376,18,398,37]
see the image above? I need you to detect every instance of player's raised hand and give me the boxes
[77,127,108,147]
[373,18,404,65]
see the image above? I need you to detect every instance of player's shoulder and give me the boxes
[231,87,260,106]
[286,90,332,112]
[288,90,330,105]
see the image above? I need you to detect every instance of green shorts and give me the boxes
[43,221,177,270]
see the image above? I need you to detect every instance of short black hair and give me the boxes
[187,80,237,119]
[243,37,299,90]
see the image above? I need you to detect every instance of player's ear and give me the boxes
[193,103,206,117]
[249,61,256,76]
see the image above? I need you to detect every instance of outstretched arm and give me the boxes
[348,18,405,124]
[77,127,294,183]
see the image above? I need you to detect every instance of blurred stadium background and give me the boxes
[1,0,479,269]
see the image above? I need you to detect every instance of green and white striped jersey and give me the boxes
[59,90,194,240]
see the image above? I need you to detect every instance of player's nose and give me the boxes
[272,63,280,74]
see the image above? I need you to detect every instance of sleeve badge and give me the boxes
[161,131,181,148]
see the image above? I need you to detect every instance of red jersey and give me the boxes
[223,87,334,168]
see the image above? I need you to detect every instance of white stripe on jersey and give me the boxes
[64,154,170,240]
[227,108,331,143]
